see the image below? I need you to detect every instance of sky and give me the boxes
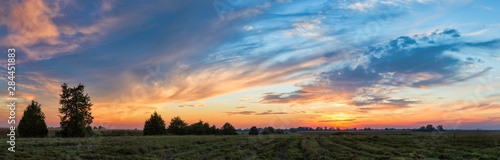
[0,0,499,130]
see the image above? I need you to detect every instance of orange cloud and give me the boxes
[4,0,60,47]
[101,55,326,105]
[0,0,120,60]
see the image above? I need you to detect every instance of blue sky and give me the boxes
[0,0,499,129]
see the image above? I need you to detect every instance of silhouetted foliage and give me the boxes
[275,129,285,134]
[249,126,259,135]
[437,125,445,132]
[209,125,220,135]
[167,116,188,135]
[221,122,237,135]
[58,83,94,137]
[414,124,443,132]
[203,122,210,134]
[143,111,167,135]
[425,124,435,131]
[18,100,48,138]
[188,120,210,135]
[419,126,426,131]
[262,126,275,134]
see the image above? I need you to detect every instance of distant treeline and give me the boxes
[143,112,238,135]
[143,111,447,136]
[16,83,447,138]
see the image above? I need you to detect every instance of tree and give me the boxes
[203,122,210,134]
[418,126,426,131]
[143,111,167,135]
[188,120,208,135]
[436,125,445,132]
[167,116,188,135]
[18,100,48,138]
[425,124,435,132]
[209,125,220,135]
[221,122,237,135]
[275,129,285,134]
[262,126,275,134]
[249,126,259,135]
[58,83,94,137]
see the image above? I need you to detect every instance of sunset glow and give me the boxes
[1,0,499,130]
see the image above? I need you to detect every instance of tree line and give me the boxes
[414,124,445,132]
[17,83,446,138]
[143,112,237,135]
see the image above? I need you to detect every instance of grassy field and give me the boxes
[2,131,500,160]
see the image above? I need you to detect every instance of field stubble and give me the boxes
[1,130,499,160]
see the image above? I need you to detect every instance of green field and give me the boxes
[2,131,500,160]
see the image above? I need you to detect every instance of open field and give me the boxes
[2,131,500,160]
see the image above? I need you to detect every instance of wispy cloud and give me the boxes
[260,28,497,107]
[318,119,356,122]
[226,110,288,116]
[0,1,128,61]
[2,0,499,129]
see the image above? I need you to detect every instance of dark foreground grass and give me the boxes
[2,133,500,160]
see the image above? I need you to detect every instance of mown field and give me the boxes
[2,131,500,160]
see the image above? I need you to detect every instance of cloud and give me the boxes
[255,110,288,115]
[318,119,356,122]
[1,0,60,46]
[243,25,254,31]
[225,110,288,116]
[351,96,419,106]
[453,103,499,111]
[0,1,121,60]
[215,1,270,21]
[347,0,376,12]
[260,28,496,106]
[226,111,256,115]
[9,0,400,105]
[178,102,206,108]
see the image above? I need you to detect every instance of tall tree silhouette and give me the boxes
[18,100,48,137]
[58,83,94,137]
[143,111,167,135]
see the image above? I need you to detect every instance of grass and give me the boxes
[1,131,500,159]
